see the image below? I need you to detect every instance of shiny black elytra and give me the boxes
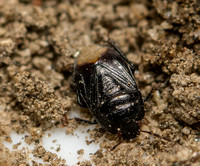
[74,43,144,139]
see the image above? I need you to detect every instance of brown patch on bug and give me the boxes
[76,46,107,65]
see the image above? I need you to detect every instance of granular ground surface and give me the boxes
[0,0,199,165]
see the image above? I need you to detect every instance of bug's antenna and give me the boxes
[140,130,172,141]
[110,140,124,151]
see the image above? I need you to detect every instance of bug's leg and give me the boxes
[74,117,97,125]
[143,87,154,102]
[107,40,135,71]
[144,80,169,102]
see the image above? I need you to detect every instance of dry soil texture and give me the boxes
[0,0,200,166]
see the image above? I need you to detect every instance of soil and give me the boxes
[0,0,200,165]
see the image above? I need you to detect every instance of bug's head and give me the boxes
[119,120,140,140]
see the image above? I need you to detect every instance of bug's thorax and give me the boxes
[76,45,107,65]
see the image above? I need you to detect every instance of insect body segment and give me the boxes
[74,44,144,139]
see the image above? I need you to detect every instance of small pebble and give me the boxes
[182,127,190,135]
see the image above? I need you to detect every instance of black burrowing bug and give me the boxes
[74,41,170,148]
